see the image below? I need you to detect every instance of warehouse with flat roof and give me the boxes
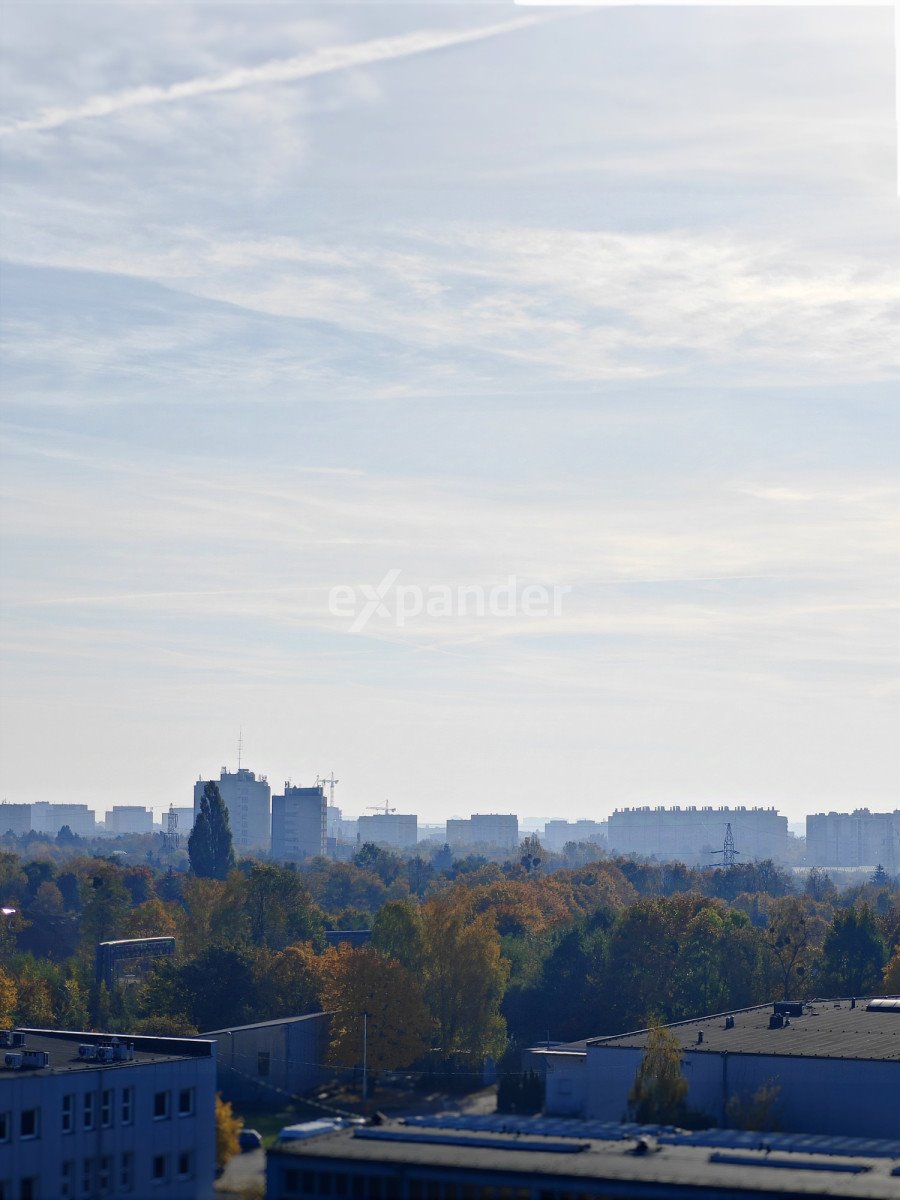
[266,1113,900,1199]
[539,998,900,1138]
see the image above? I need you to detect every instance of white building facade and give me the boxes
[806,810,899,871]
[194,767,271,853]
[271,785,327,861]
[0,1028,216,1200]
[607,805,789,865]
[357,813,417,850]
[104,807,154,835]
[446,814,519,851]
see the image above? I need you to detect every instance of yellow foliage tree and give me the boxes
[316,944,430,1077]
[883,946,900,993]
[215,1093,243,1170]
[123,897,178,939]
[0,967,17,1026]
[628,1019,689,1124]
[421,893,509,1061]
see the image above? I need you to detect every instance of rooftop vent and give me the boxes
[774,1002,803,1018]
[866,998,900,1014]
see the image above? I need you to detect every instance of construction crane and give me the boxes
[367,801,396,816]
[710,822,740,870]
[316,773,340,807]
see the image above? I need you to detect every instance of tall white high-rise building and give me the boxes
[271,785,326,861]
[194,767,271,853]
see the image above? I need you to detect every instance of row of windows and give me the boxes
[0,1149,194,1200]
[0,1086,195,1143]
[279,1173,608,1200]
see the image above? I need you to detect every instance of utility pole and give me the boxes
[362,1010,368,1108]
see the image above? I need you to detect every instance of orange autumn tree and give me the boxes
[316,944,430,1078]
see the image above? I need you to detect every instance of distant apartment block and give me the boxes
[357,812,417,850]
[168,806,195,839]
[446,813,519,851]
[104,806,154,835]
[0,803,32,837]
[272,785,327,861]
[543,819,608,852]
[806,810,899,871]
[194,767,270,852]
[607,805,789,865]
[29,802,97,838]
[2,1027,216,1199]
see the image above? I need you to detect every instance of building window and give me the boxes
[257,1051,270,1076]
[283,1171,300,1195]
[19,1109,39,1140]
[98,1156,112,1197]
[177,1087,194,1116]
[0,1112,8,1142]
[61,1162,75,1199]
[153,1091,169,1120]
[120,1087,133,1125]
[176,1151,192,1180]
[100,1090,112,1129]
[18,1180,36,1200]
[83,1094,94,1131]
[119,1153,133,1194]
[81,1160,93,1198]
[152,1155,167,1184]
[61,1094,74,1134]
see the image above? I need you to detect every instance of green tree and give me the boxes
[372,898,424,972]
[821,905,887,995]
[628,1019,689,1124]
[244,863,324,950]
[761,896,813,1001]
[80,865,130,951]
[188,783,235,880]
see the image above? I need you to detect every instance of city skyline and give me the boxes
[2,5,897,824]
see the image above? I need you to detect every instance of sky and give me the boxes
[0,3,897,825]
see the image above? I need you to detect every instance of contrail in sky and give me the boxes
[1,16,545,136]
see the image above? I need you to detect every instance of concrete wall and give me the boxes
[208,1015,331,1104]
[550,1045,900,1138]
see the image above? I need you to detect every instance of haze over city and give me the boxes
[1,5,897,823]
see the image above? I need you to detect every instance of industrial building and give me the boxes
[194,766,271,852]
[543,819,607,852]
[446,813,519,851]
[806,809,899,871]
[540,999,900,1139]
[104,805,154,835]
[201,1013,331,1104]
[0,1026,216,1199]
[265,1112,900,1199]
[357,812,417,850]
[272,785,327,861]
[607,805,789,865]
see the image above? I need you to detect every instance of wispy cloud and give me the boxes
[1,16,543,136]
